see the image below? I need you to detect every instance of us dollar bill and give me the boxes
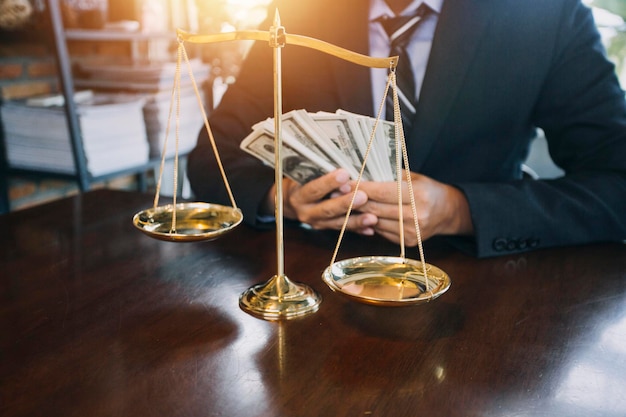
[308,111,371,180]
[240,124,332,184]
[336,109,388,181]
[240,109,399,183]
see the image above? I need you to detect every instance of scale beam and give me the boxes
[176,28,399,70]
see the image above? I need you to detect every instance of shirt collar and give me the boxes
[370,0,443,20]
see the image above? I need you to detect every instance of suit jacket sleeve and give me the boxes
[448,0,626,257]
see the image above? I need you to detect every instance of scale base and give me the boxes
[239,274,322,320]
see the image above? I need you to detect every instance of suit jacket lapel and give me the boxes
[408,0,496,170]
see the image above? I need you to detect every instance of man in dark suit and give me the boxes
[187,0,626,258]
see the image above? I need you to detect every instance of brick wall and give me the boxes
[0,40,57,100]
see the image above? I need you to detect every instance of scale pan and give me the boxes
[322,256,450,306]
[133,202,243,242]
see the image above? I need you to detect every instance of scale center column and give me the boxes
[238,10,322,320]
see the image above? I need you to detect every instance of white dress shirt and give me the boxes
[369,0,444,116]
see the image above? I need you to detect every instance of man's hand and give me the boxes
[261,169,473,245]
[355,171,474,245]
[261,169,378,235]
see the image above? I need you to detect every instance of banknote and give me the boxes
[308,111,371,180]
[336,110,389,181]
[240,109,398,183]
[240,125,332,184]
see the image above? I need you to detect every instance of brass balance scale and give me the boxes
[132,10,451,320]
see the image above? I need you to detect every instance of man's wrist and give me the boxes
[446,185,474,236]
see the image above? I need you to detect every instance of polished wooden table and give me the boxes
[1,190,625,417]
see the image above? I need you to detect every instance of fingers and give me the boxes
[284,169,380,234]
[358,172,473,240]
[294,168,352,204]
[297,187,369,226]
[282,169,350,219]
[373,216,423,246]
[354,172,438,244]
[355,180,399,204]
[356,174,424,205]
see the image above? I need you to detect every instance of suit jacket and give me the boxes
[187,0,626,257]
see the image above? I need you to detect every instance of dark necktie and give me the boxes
[378,4,430,133]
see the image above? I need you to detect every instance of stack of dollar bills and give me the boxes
[240,109,398,184]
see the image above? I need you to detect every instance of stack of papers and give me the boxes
[1,94,150,176]
[75,58,210,157]
[142,86,205,158]
[240,109,398,184]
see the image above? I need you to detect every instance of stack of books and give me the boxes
[1,92,150,176]
[141,86,206,158]
[75,58,211,158]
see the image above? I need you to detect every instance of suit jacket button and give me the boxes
[506,239,518,251]
[493,238,507,251]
